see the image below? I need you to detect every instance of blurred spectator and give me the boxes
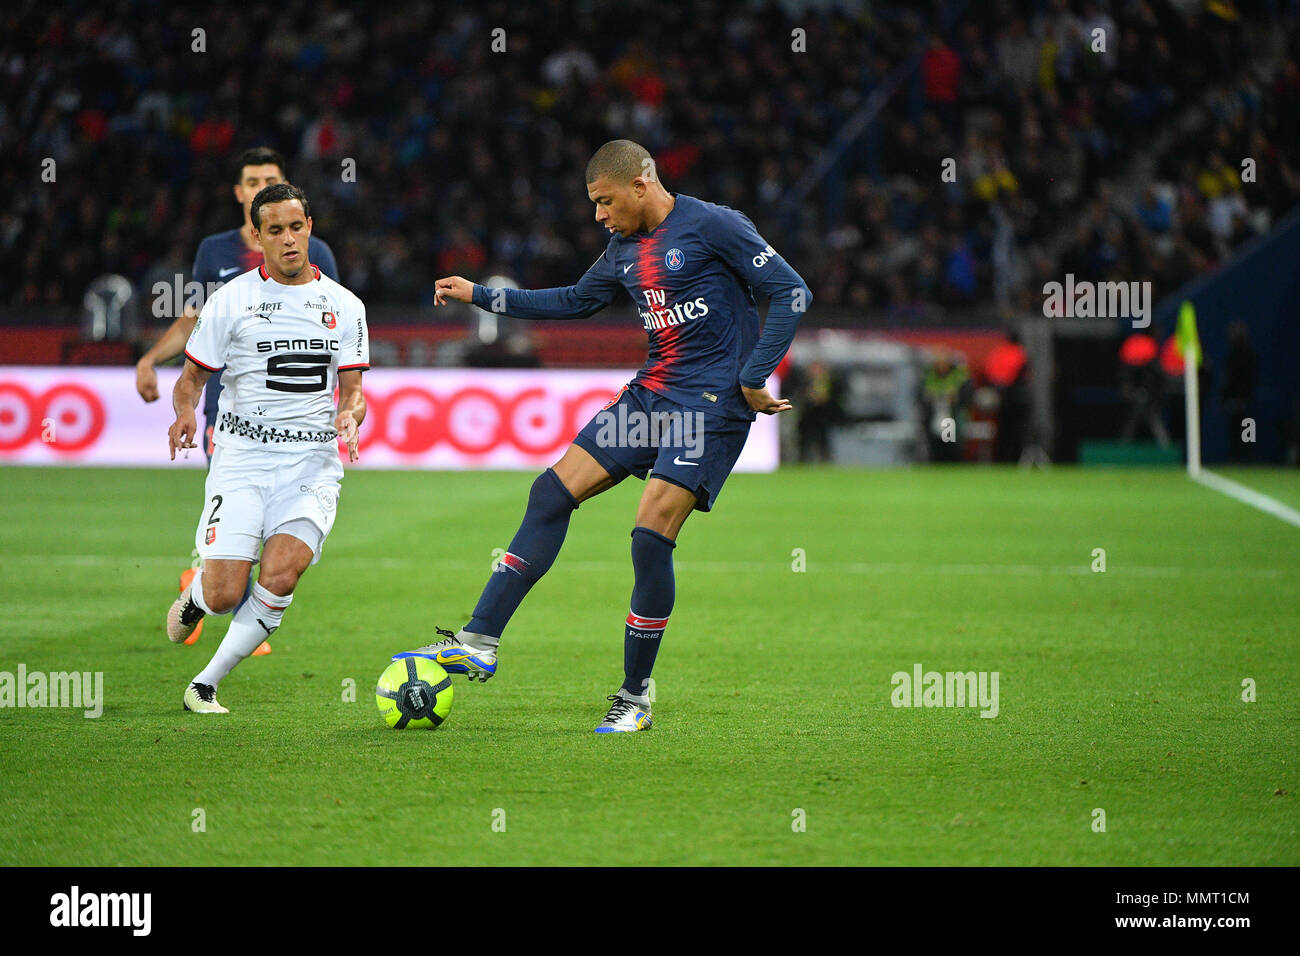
[985,330,1031,462]
[923,349,973,461]
[790,360,843,463]
[1118,332,1171,446]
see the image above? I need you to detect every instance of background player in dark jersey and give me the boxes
[395,139,811,733]
[135,146,338,651]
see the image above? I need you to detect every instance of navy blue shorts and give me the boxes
[203,371,223,464]
[573,383,750,512]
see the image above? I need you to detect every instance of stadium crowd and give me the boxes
[2,0,1296,318]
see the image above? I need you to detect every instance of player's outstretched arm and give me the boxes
[334,369,366,463]
[168,359,210,460]
[137,308,199,402]
[434,251,620,320]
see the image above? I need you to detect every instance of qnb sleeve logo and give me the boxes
[0,383,106,452]
[49,886,151,936]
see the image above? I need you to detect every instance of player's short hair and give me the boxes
[234,146,286,184]
[250,183,310,230]
[585,140,655,185]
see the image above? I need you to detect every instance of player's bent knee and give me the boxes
[257,568,301,597]
[203,586,243,615]
[552,444,614,503]
[637,514,679,540]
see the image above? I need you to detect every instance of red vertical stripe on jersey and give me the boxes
[640,324,684,393]
[636,235,679,393]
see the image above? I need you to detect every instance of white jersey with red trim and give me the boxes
[185,263,369,453]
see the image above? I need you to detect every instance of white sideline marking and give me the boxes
[1193,469,1300,530]
[14,555,1284,577]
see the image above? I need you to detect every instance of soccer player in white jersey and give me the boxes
[164,183,369,714]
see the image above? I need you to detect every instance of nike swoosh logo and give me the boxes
[624,264,633,273]
[672,456,699,466]
[219,267,239,277]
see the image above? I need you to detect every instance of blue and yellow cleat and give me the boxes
[392,627,498,683]
[594,690,652,733]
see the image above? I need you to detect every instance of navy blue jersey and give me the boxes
[192,228,339,419]
[471,194,811,421]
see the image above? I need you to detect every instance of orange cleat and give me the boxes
[252,641,272,656]
[178,568,205,644]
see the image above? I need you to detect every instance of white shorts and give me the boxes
[195,443,344,566]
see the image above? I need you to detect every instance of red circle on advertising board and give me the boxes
[443,387,507,455]
[0,383,39,451]
[506,387,571,456]
[40,383,107,452]
[380,386,441,454]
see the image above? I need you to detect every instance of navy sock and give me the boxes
[466,468,577,639]
[622,526,676,697]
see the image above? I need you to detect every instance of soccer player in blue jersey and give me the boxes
[136,146,339,651]
[396,139,811,732]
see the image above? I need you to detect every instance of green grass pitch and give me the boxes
[0,464,1296,866]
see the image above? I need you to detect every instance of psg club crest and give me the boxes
[665,248,685,271]
[321,311,337,329]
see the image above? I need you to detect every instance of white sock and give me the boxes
[456,628,498,653]
[190,570,214,615]
[194,581,292,688]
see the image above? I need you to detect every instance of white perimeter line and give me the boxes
[1192,469,1300,530]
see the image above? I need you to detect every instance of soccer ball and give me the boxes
[375,657,454,729]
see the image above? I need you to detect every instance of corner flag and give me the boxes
[1176,300,1202,366]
